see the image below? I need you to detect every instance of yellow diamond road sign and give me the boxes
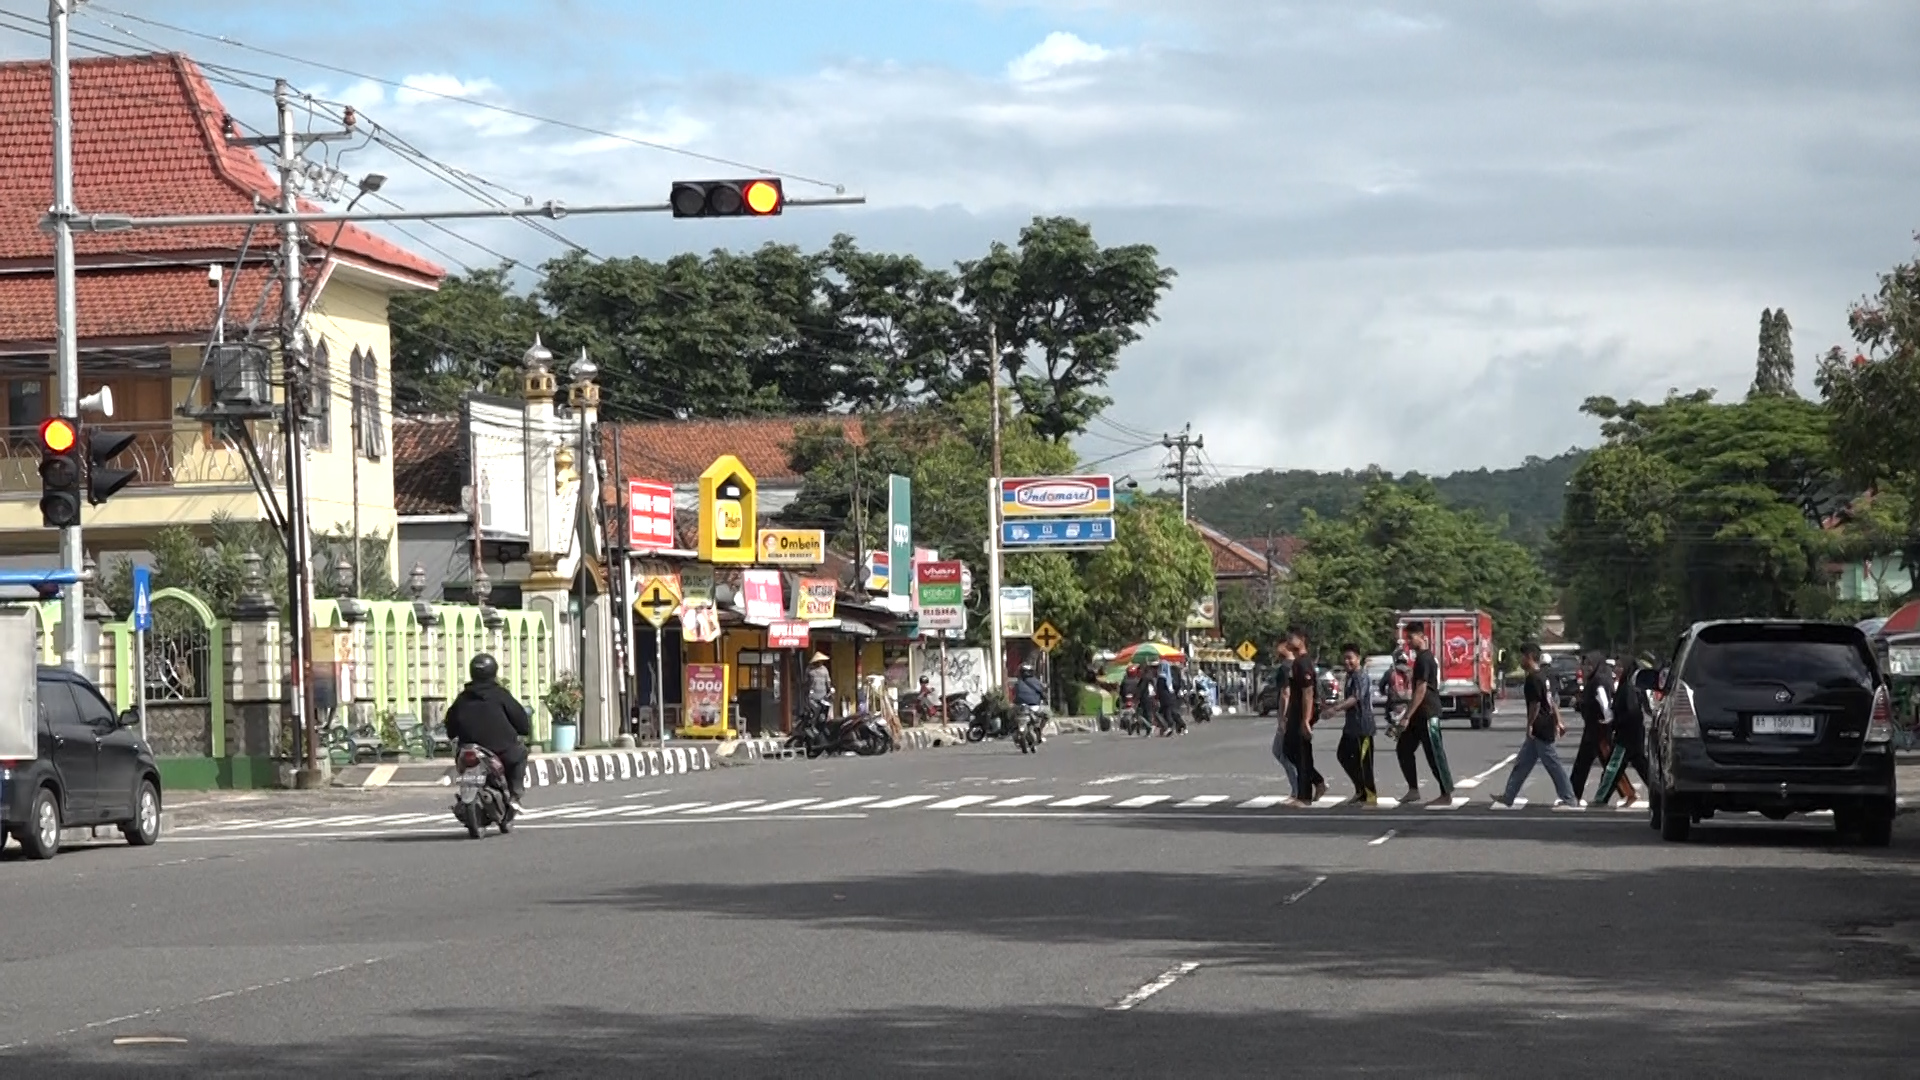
[1236,640,1258,662]
[1033,621,1063,652]
[635,576,682,628]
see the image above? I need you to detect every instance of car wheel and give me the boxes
[23,785,62,860]
[1860,801,1895,848]
[1659,794,1691,842]
[122,779,161,847]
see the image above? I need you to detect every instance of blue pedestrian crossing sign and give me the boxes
[132,565,152,631]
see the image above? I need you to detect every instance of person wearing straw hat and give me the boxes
[805,652,834,723]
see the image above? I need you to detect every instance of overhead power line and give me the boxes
[84,4,850,192]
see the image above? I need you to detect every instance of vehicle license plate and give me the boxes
[1751,714,1816,735]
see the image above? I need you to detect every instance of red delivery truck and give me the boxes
[1395,608,1496,729]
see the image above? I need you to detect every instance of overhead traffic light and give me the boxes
[670,178,783,218]
[87,427,138,505]
[37,416,82,527]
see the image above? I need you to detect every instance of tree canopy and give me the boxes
[1285,480,1552,660]
[388,218,1173,442]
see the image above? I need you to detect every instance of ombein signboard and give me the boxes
[1000,475,1113,518]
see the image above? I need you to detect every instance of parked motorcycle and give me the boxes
[786,707,893,758]
[449,743,512,839]
[943,693,973,732]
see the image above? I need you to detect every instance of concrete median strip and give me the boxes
[332,745,716,790]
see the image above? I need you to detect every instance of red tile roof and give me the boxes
[0,53,441,341]
[392,415,466,515]
[0,263,279,346]
[602,415,868,488]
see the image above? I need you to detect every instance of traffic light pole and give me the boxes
[48,1,85,671]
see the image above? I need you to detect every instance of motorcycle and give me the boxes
[1186,688,1213,723]
[786,707,893,758]
[1117,693,1154,736]
[449,743,512,839]
[1011,705,1047,753]
[943,693,973,732]
[899,690,941,726]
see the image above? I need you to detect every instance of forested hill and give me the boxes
[1189,449,1588,552]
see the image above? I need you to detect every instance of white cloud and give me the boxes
[1006,31,1113,83]
[203,1,1920,475]
[394,73,499,105]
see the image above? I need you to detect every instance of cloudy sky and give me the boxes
[4,0,1917,482]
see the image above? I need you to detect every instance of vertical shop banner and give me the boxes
[628,479,675,550]
[797,578,837,621]
[888,474,912,599]
[741,569,783,622]
[683,663,729,733]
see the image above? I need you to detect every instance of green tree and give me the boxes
[1286,481,1552,659]
[1551,444,1684,653]
[961,216,1176,442]
[1817,239,1920,572]
[1750,307,1797,398]
[1080,497,1215,645]
[388,264,546,414]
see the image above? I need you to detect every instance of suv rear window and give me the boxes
[1682,624,1876,690]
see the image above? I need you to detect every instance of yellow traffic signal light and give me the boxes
[38,416,82,527]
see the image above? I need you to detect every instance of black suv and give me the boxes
[1646,620,1896,845]
[2,666,163,859]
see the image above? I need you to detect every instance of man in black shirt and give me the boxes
[1592,653,1654,807]
[1394,622,1455,806]
[1283,628,1326,805]
[1491,643,1578,808]
[1330,643,1378,805]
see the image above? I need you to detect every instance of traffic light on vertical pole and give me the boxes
[87,427,139,505]
[37,416,82,527]
[669,178,783,218]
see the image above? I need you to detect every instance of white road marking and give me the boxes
[1369,830,1397,846]
[1108,962,1200,1012]
[361,764,398,787]
[1051,795,1110,807]
[1087,775,1137,786]
[868,795,937,809]
[1237,796,1287,809]
[1281,875,1328,906]
[928,795,995,810]
[1115,795,1170,808]
[1311,795,1346,808]
[623,788,672,800]
[620,802,710,817]
[744,799,822,813]
[808,796,882,810]
[1455,754,1518,790]
[683,800,765,815]
[1425,797,1470,811]
[567,806,641,819]
[990,795,1054,808]
[1175,795,1230,808]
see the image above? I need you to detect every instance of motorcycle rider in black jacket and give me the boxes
[444,654,532,811]
[1012,662,1047,742]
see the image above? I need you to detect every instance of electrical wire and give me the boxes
[83,4,851,192]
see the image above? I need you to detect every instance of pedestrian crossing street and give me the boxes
[165,786,1687,839]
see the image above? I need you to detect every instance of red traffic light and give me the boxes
[40,416,77,453]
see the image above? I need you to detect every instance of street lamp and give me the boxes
[1263,501,1277,607]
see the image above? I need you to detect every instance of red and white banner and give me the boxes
[628,479,675,550]
[768,621,810,649]
[741,569,783,622]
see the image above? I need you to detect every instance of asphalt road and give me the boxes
[4,706,1919,1078]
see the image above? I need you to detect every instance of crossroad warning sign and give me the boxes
[1236,640,1259,662]
[635,575,682,627]
[1033,621,1063,652]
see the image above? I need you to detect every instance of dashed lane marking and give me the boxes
[1108,962,1201,1012]
[1281,875,1328,905]
[1051,795,1110,807]
[744,799,823,813]
[808,796,882,810]
[1369,830,1397,846]
[990,795,1053,808]
[1114,795,1170,808]
[868,795,938,809]
[1454,754,1517,791]
[683,800,765,815]
[927,795,996,810]
[1176,795,1230,808]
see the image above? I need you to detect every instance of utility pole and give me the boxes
[986,324,1005,692]
[48,1,84,670]
[1162,424,1203,521]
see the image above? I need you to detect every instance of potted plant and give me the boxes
[544,672,584,754]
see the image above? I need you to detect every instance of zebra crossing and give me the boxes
[163,786,1672,839]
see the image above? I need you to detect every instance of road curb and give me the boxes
[333,745,717,789]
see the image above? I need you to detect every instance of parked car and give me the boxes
[2,666,163,859]
[1646,620,1896,846]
